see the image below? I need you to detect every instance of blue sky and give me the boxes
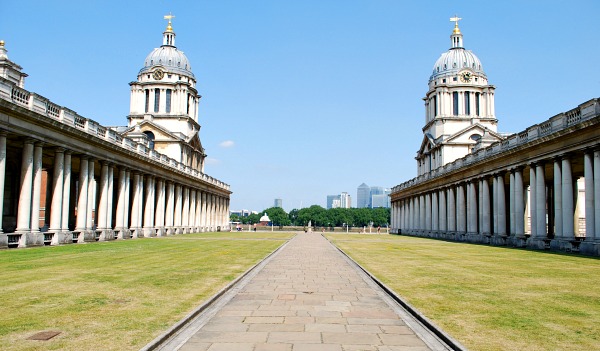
[2,1,599,212]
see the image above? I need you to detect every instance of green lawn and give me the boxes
[327,233,600,351]
[0,232,294,351]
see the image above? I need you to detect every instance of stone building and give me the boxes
[390,18,600,256]
[0,17,231,249]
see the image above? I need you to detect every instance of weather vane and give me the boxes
[450,15,462,25]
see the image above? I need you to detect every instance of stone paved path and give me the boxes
[173,232,448,351]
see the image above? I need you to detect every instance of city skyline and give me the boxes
[2,1,599,212]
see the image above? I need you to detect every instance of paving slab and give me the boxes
[157,232,453,351]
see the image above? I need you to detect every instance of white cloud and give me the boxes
[219,140,235,148]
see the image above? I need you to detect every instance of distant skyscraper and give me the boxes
[274,198,282,208]
[371,188,391,208]
[327,195,340,209]
[340,192,352,208]
[357,183,370,208]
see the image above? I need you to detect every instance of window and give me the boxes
[186,93,190,115]
[442,79,446,83]
[166,89,172,113]
[464,92,470,115]
[144,90,149,113]
[143,131,155,150]
[154,88,160,113]
[453,92,459,116]
[475,93,480,116]
[432,95,437,117]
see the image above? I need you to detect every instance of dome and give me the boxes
[259,213,271,222]
[430,48,485,81]
[429,19,486,82]
[139,46,195,78]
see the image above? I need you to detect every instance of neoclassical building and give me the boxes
[0,17,231,249]
[418,18,503,176]
[391,19,600,256]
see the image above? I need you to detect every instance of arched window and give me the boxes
[475,93,480,116]
[144,131,155,150]
[144,89,149,113]
[464,92,471,115]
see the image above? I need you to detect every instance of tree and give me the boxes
[230,213,240,223]
[288,208,299,225]
[246,213,260,224]
[264,207,291,226]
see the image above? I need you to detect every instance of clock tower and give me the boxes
[124,15,205,173]
[416,17,503,176]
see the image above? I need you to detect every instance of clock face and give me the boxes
[460,71,472,83]
[152,69,164,80]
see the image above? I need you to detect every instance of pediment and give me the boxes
[417,133,437,155]
[122,121,181,142]
[445,124,503,144]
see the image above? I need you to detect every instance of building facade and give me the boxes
[357,183,370,208]
[0,18,231,249]
[390,19,600,256]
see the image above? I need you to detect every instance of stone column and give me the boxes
[509,171,515,235]
[478,179,484,235]
[200,191,207,231]
[115,167,127,238]
[137,174,144,233]
[86,159,96,234]
[447,187,456,232]
[174,184,182,233]
[130,172,140,236]
[0,132,6,238]
[61,151,72,235]
[595,150,600,240]
[155,179,166,236]
[419,195,425,231]
[16,140,35,239]
[561,157,575,239]
[554,158,563,238]
[492,175,498,235]
[512,167,525,238]
[76,156,89,233]
[143,175,155,237]
[439,189,447,232]
[197,191,203,229]
[432,191,438,232]
[107,165,114,233]
[182,187,190,233]
[584,151,595,239]
[49,148,65,233]
[468,181,478,235]
[425,193,431,231]
[165,182,175,234]
[482,177,491,235]
[497,173,507,237]
[124,170,130,236]
[529,164,537,237]
[97,161,109,232]
[535,162,546,238]
[457,183,466,234]
[30,142,43,235]
[189,189,197,232]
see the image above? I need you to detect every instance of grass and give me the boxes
[327,233,600,351]
[0,231,294,351]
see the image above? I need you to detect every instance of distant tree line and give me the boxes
[230,205,390,228]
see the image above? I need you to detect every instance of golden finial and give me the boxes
[164,13,175,32]
[450,15,462,34]
[0,40,4,47]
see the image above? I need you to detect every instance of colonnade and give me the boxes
[392,150,600,254]
[0,134,230,249]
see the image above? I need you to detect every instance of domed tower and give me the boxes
[125,14,205,172]
[416,17,503,176]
